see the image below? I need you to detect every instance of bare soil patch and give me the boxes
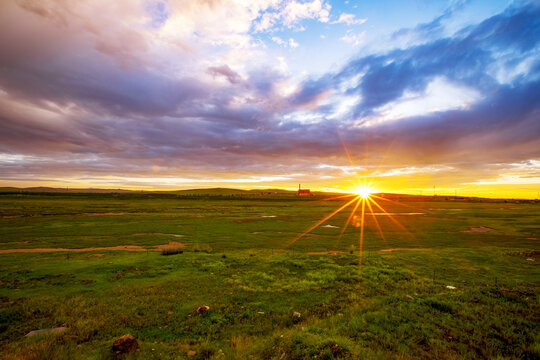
[0,241,186,254]
[461,226,493,233]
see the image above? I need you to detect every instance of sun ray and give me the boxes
[284,195,360,248]
[337,129,355,168]
[333,196,362,251]
[370,194,431,214]
[368,196,412,236]
[358,198,366,274]
[366,196,387,245]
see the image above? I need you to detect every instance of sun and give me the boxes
[356,185,374,199]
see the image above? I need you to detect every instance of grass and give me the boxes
[0,193,538,359]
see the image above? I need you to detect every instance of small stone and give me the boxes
[257,311,265,314]
[292,311,301,318]
[26,327,68,337]
[112,334,139,354]
[446,285,456,289]
[526,258,535,261]
[196,305,210,314]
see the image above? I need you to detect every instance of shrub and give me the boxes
[161,247,183,256]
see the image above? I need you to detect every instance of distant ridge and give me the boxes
[162,188,250,195]
[0,187,134,193]
[0,187,535,201]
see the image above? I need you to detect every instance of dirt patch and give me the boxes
[461,226,493,233]
[308,251,345,255]
[379,248,430,252]
[0,241,186,254]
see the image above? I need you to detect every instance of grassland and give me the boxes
[0,192,538,359]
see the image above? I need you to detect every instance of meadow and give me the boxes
[0,191,538,359]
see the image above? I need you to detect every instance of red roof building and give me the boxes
[297,184,312,196]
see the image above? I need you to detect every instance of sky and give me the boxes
[0,0,539,198]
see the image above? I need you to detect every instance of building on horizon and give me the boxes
[297,184,312,196]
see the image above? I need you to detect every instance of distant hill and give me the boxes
[249,188,297,194]
[0,187,134,193]
[162,188,251,196]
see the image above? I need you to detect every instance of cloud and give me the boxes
[271,36,299,49]
[0,1,538,191]
[289,38,299,48]
[207,65,243,84]
[252,0,332,32]
[340,31,365,46]
[281,0,331,27]
[332,13,367,26]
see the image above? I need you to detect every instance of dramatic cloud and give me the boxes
[0,0,538,197]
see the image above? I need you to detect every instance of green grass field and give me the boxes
[0,193,538,359]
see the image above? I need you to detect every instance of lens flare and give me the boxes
[286,181,415,279]
[356,185,374,199]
